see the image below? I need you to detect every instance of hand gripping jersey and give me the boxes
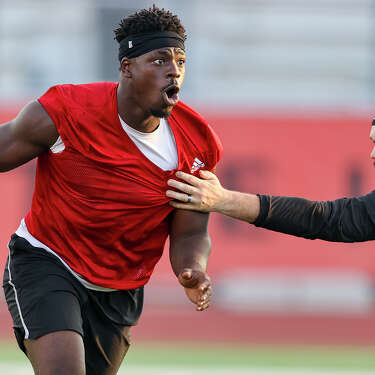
[25,82,223,289]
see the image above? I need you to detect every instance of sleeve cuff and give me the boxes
[253,194,270,226]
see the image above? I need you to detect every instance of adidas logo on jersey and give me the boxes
[190,157,205,173]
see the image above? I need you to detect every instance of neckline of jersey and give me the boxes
[113,83,181,175]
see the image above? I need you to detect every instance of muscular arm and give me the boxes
[0,100,58,172]
[169,209,211,274]
[254,191,375,242]
[169,209,212,310]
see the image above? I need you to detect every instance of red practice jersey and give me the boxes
[25,82,223,289]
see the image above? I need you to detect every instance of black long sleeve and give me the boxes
[253,190,375,242]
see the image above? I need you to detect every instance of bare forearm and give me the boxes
[216,190,260,223]
[169,209,213,310]
[169,233,211,276]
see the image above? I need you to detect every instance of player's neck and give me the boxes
[117,84,160,133]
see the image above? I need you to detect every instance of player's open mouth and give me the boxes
[162,85,180,106]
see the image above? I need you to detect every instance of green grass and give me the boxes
[124,342,375,370]
[2,340,375,370]
[0,340,26,362]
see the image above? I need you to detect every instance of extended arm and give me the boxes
[0,100,58,172]
[254,192,375,242]
[167,170,375,243]
[167,170,260,222]
[169,208,212,311]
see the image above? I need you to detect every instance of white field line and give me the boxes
[0,363,374,375]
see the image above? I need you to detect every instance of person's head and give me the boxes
[114,5,187,118]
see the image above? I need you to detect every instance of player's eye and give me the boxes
[177,59,186,66]
[154,58,165,65]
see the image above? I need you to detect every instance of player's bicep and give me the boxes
[170,209,210,240]
[0,100,58,172]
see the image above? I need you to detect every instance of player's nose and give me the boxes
[167,61,181,79]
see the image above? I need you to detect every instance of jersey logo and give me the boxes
[128,41,133,48]
[191,157,205,173]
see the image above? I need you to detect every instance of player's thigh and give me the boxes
[24,330,85,375]
[83,288,143,375]
[84,317,131,375]
[3,234,87,375]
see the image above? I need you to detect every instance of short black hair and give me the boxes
[114,4,187,43]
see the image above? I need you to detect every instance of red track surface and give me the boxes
[132,307,375,345]
[2,302,375,346]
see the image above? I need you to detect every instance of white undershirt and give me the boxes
[118,115,178,171]
[17,115,179,291]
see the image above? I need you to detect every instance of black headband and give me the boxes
[118,31,185,61]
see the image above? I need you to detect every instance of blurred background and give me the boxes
[1,0,375,374]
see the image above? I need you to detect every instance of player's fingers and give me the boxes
[175,171,202,186]
[198,279,211,293]
[166,190,194,203]
[198,274,211,293]
[167,179,197,195]
[198,286,212,303]
[168,201,195,210]
[201,284,212,296]
[199,170,217,180]
[167,181,191,195]
[197,301,210,311]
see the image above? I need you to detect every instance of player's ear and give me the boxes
[120,58,132,78]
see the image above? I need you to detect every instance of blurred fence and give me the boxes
[2,0,375,108]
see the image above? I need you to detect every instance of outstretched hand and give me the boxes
[166,170,226,212]
[178,268,212,311]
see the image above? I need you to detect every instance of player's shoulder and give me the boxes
[46,82,116,97]
[40,82,117,110]
[172,101,223,152]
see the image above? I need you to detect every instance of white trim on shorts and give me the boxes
[6,244,30,339]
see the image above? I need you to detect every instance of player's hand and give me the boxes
[167,170,226,212]
[177,268,212,311]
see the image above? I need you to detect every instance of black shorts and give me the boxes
[2,234,144,374]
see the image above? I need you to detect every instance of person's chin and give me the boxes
[150,106,173,118]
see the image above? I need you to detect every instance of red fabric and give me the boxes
[25,82,222,289]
